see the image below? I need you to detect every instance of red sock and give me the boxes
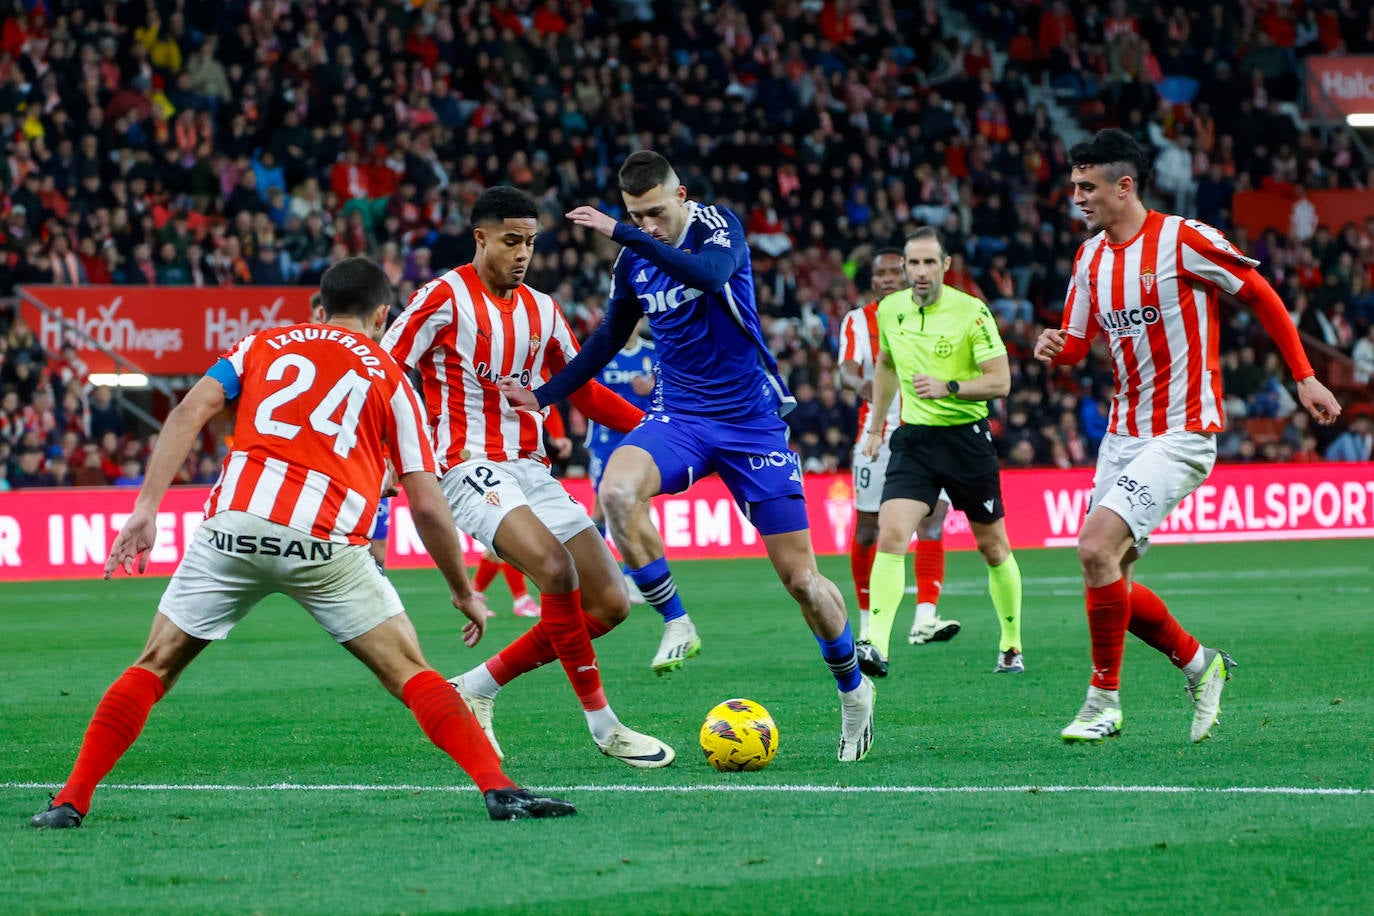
[1128,582,1200,669]
[402,670,511,793]
[582,612,613,639]
[486,612,615,685]
[540,590,608,712]
[1086,579,1131,691]
[915,538,945,606]
[488,625,555,685]
[54,666,165,815]
[472,556,501,592]
[850,538,876,611]
[501,563,528,600]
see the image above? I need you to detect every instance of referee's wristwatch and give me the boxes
[945,379,960,397]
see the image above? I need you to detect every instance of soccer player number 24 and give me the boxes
[253,354,372,459]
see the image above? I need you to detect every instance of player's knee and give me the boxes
[598,478,640,524]
[875,524,909,554]
[525,549,578,594]
[781,564,821,607]
[977,536,1009,567]
[854,520,879,547]
[585,582,630,627]
[1076,538,1119,579]
[916,520,943,541]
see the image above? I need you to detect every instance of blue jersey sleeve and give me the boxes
[534,267,643,408]
[610,205,746,292]
[205,358,241,401]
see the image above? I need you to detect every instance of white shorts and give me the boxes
[159,511,404,643]
[1090,431,1217,543]
[440,457,595,552]
[851,440,892,514]
[850,442,948,515]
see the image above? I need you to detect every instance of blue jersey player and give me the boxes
[586,326,656,606]
[586,327,656,490]
[500,151,874,762]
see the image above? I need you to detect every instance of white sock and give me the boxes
[915,602,937,626]
[586,706,619,744]
[1088,685,1120,706]
[461,664,500,699]
[1182,646,1208,683]
[859,609,871,641]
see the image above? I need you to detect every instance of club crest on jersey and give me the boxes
[529,334,541,348]
[705,228,732,249]
[1140,268,1155,294]
[934,338,954,358]
[484,491,501,507]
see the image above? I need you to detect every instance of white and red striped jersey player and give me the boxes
[839,300,902,440]
[1051,211,1313,437]
[383,263,642,470]
[206,322,434,545]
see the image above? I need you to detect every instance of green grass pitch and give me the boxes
[4,540,1372,914]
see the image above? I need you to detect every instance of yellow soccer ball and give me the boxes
[699,699,779,772]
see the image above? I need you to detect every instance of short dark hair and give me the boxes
[319,257,391,320]
[873,246,904,263]
[619,150,677,196]
[904,227,948,258]
[470,185,538,226]
[1068,128,1152,194]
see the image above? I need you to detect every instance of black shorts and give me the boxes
[882,421,1005,524]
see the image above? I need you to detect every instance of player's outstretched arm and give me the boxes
[105,376,226,578]
[1231,269,1342,426]
[401,470,488,646]
[529,297,642,410]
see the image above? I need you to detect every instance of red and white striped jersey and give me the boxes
[382,264,578,471]
[207,323,435,545]
[1062,211,1259,438]
[838,300,901,439]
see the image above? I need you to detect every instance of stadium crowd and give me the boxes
[2,0,1373,491]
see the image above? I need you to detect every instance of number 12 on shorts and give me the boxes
[462,465,499,496]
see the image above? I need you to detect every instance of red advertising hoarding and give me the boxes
[1231,189,1374,241]
[17,286,315,375]
[1306,55,1374,118]
[1,465,1371,582]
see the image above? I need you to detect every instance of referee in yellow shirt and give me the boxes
[858,227,1025,677]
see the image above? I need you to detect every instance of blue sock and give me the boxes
[817,623,862,693]
[628,557,687,622]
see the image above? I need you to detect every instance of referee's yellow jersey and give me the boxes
[877,286,1007,426]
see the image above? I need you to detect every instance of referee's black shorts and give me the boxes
[882,420,1005,524]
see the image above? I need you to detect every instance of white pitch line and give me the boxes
[3,782,1371,797]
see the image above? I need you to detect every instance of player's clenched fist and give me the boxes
[497,376,539,411]
[1034,328,1067,363]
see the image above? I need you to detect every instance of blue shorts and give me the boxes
[618,410,807,535]
[372,497,391,540]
